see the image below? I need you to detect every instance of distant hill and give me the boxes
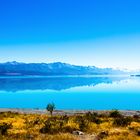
[0,61,125,76]
[131,74,140,77]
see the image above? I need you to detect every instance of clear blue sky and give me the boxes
[0,0,140,70]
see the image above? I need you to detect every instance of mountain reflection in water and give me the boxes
[0,76,126,92]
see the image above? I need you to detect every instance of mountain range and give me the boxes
[0,61,125,76]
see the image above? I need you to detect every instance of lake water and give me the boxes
[0,75,140,110]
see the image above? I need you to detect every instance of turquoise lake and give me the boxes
[0,75,140,110]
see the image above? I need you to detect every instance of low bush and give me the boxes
[113,117,132,127]
[0,122,12,135]
[40,117,64,134]
[109,110,122,118]
[75,115,88,131]
[84,112,102,124]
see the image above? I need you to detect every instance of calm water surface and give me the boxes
[0,75,140,110]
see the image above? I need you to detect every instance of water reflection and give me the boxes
[0,76,126,92]
[0,76,140,110]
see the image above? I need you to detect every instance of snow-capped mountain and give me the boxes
[0,61,125,76]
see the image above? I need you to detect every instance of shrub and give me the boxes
[137,129,140,136]
[85,112,98,118]
[75,116,88,131]
[133,115,140,119]
[109,110,122,118]
[0,123,12,135]
[113,117,132,127]
[40,121,52,134]
[33,117,40,125]
[60,115,69,124]
[98,131,108,139]
[62,126,76,133]
[40,117,66,134]
[85,112,102,124]
[98,113,108,118]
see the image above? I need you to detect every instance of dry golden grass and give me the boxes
[0,111,139,140]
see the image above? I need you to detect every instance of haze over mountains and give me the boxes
[0,61,125,76]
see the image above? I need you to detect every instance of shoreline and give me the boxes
[0,108,140,116]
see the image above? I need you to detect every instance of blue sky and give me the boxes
[0,0,140,70]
